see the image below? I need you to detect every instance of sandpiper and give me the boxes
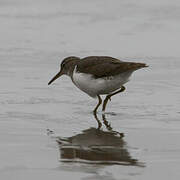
[48,56,148,113]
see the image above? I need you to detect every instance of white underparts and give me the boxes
[72,66,132,98]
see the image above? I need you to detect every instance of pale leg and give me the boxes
[102,86,126,112]
[93,95,102,113]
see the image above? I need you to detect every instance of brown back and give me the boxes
[77,56,148,78]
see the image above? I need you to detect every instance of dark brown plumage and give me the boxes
[77,56,148,78]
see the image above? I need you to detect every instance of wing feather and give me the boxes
[77,56,147,78]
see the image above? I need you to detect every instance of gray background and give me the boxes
[0,0,180,179]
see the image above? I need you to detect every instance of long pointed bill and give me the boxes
[48,71,63,85]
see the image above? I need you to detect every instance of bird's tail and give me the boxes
[129,62,148,71]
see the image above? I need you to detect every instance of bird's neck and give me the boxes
[66,59,80,77]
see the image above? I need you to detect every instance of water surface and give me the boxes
[0,0,180,179]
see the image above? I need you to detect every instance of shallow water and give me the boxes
[0,0,180,179]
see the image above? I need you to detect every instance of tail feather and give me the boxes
[128,62,148,71]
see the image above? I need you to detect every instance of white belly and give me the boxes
[72,69,132,98]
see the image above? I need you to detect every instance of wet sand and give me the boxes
[0,0,180,179]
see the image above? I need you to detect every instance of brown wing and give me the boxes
[77,56,147,78]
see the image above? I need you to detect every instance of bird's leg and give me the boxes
[93,111,102,130]
[93,95,102,114]
[102,86,126,112]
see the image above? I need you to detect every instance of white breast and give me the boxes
[72,66,132,98]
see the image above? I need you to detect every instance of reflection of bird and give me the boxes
[48,56,148,113]
[57,127,141,166]
[93,109,124,137]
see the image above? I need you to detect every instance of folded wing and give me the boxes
[77,56,148,78]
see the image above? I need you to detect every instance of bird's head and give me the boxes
[48,56,80,85]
